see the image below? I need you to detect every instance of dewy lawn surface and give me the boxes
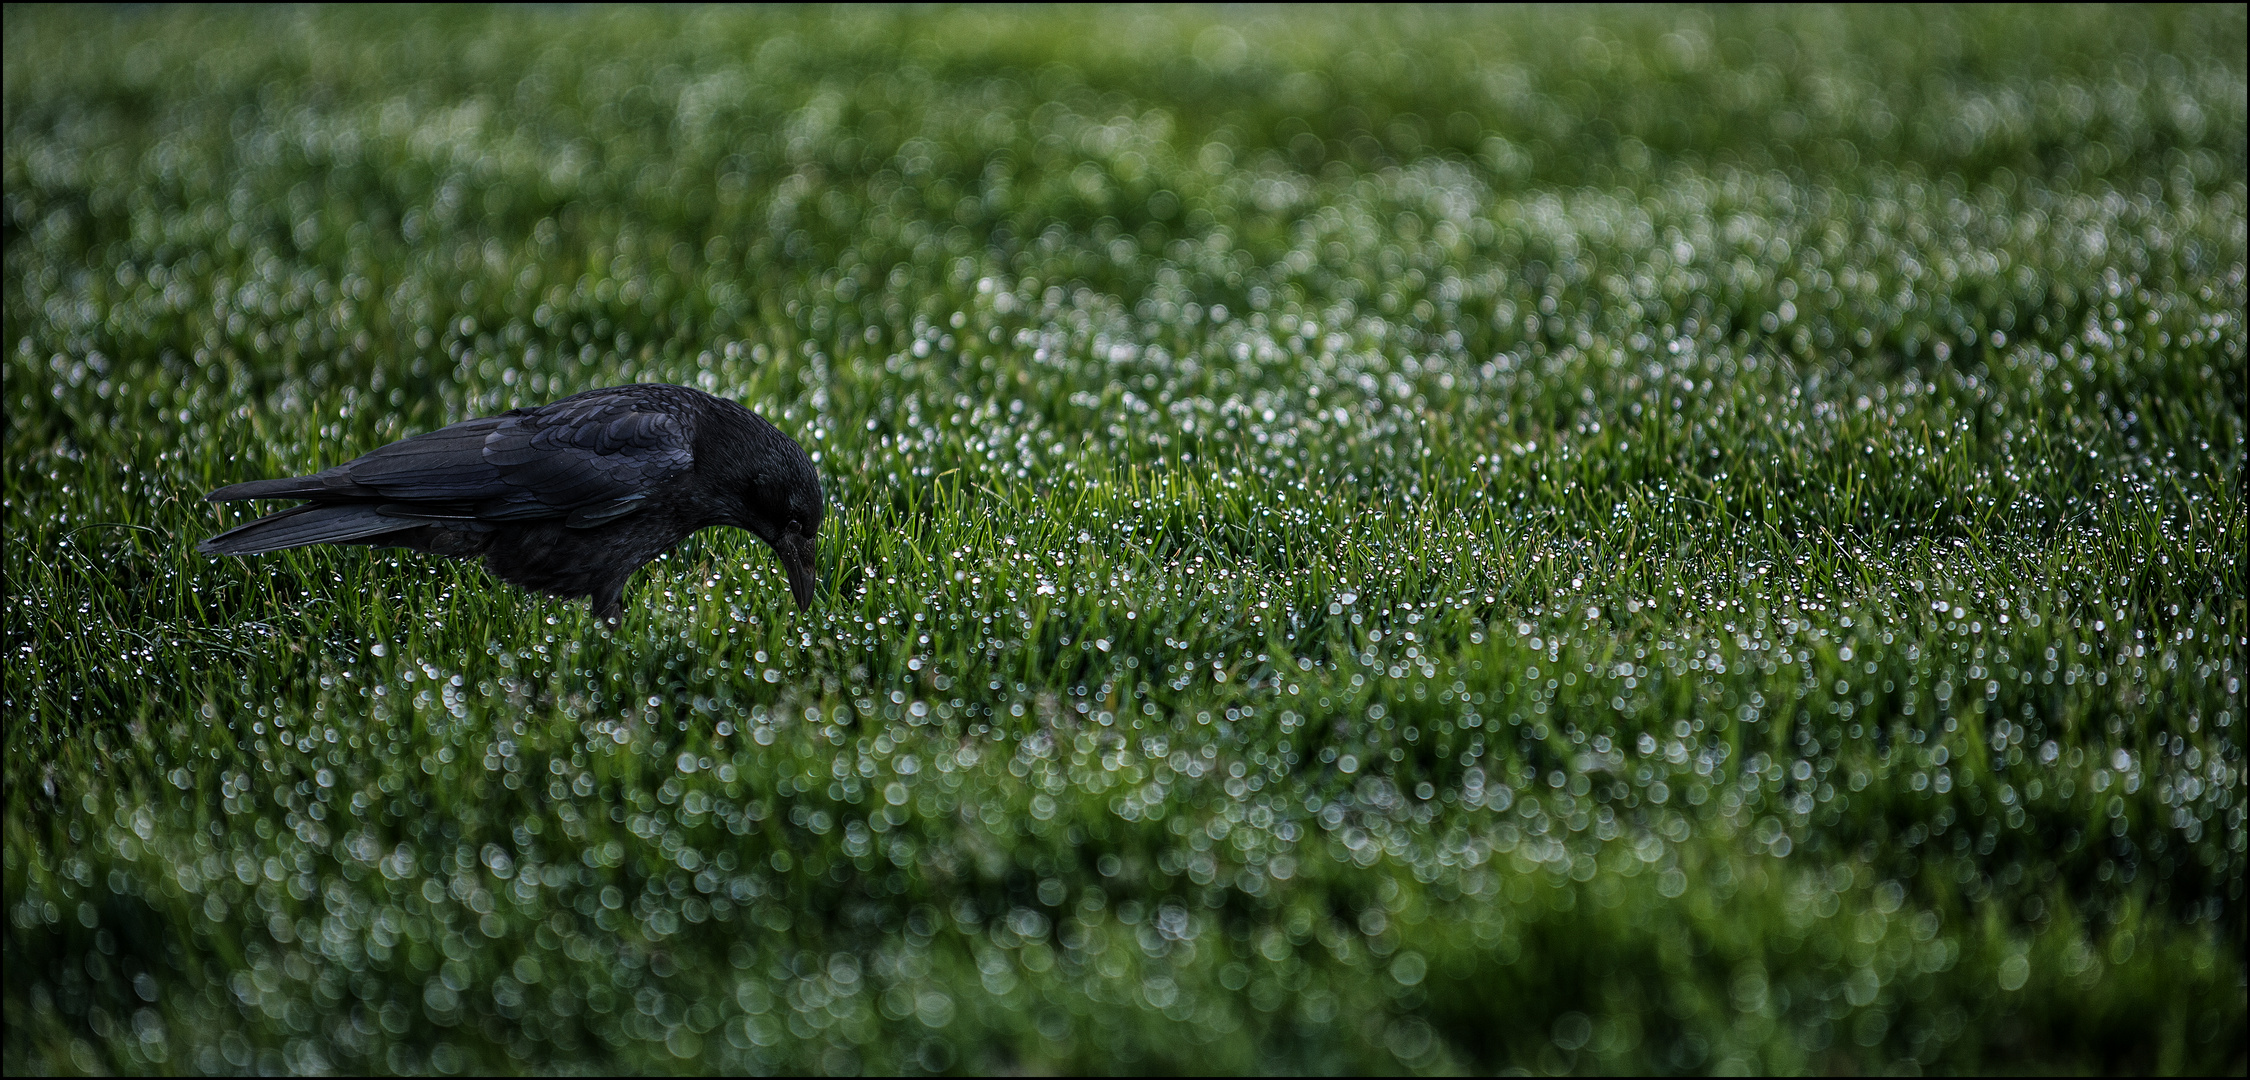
[4,5,2245,1074]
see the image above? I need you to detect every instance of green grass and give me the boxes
[4,4,2245,1074]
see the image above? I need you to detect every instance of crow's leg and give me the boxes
[591,576,628,625]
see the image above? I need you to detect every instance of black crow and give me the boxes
[198,384,823,622]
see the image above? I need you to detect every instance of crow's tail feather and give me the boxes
[197,503,410,555]
[207,475,337,502]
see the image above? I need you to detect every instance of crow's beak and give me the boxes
[778,533,818,611]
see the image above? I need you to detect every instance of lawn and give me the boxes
[4,5,2245,1074]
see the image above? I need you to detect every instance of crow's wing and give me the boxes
[473,396,695,526]
[211,393,696,529]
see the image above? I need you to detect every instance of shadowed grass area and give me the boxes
[4,5,2245,1074]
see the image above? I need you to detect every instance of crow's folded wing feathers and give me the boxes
[338,396,695,526]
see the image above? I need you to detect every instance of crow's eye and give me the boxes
[788,519,803,534]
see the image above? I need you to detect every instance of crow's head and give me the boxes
[722,413,825,612]
[768,464,823,611]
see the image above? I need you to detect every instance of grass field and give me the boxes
[5,5,2246,1074]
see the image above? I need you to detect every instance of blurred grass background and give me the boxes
[4,4,2245,1074]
